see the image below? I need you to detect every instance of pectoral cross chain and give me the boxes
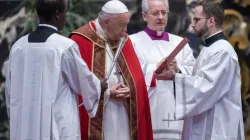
[114,66,122,83]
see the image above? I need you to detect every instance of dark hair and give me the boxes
[36,0,66,21]
[196,0,224,28]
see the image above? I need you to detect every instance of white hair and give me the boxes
[142,0,169,12]
[98,10,118,20]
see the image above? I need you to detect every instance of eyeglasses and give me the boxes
[193,17,208,24]
[146,10,169,18]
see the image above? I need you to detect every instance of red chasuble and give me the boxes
[69,21,153,140]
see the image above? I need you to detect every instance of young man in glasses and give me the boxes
[160,1,245,139]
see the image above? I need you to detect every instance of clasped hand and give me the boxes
[110,83,130,101]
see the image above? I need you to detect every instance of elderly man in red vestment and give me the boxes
[69,0,153,140]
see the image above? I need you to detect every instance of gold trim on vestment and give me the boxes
[70,32,105,49]
[110,36,138,140]
[89,44,106,140]
[71,23,106,140]
[71,22,139,140]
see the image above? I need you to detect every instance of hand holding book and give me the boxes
[154,38,189,80]
[155,37,189,74]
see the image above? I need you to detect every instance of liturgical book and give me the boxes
[154,37,189,74]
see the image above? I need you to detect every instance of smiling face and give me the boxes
[142,0,169,31]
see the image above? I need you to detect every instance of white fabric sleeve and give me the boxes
[4,60,10,119]
[178,44,196,75]
[174,51,237,120]
[130,38,157,91]
[61,43,101,118]
[142,63,157,91]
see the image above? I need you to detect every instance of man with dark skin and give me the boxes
[5,0,107,139]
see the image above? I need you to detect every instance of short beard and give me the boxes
[195,23,209,38]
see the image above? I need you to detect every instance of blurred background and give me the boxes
[0,0,250,139]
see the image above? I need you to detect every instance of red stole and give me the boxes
[69,21,153,140]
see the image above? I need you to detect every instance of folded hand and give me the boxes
[110,83,130,101]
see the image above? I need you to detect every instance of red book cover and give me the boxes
[154,37,189,74]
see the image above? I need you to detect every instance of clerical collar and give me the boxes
[28,24,58,43]
[203,31,227,47]
[39,24,58,31]
[144,26,169,41]
[94,18,107,40]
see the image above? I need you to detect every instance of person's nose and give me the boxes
[122,26,127,33]
[121,27,127,36]
[191,22,195,29]
[158,12,164,19]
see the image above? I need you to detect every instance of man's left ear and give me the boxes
[55,10,60,20]
[208,17,216,27]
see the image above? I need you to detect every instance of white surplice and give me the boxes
[174,38,245,140]
[94,19,130,140]
[130,31,196,139]
[5,27,101,140]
